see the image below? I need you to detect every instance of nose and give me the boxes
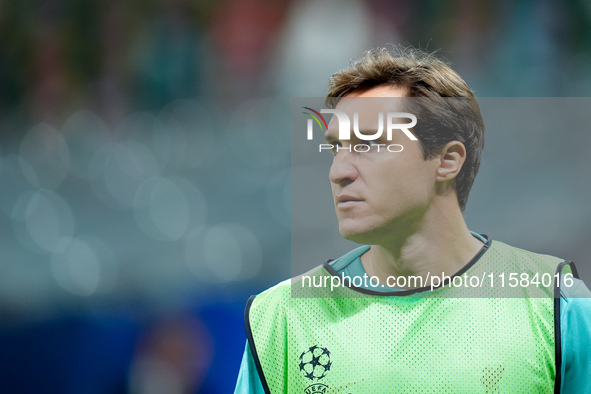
[329,148,358,186]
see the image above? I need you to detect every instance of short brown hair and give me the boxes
[326,47,485,211]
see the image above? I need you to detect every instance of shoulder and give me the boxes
[248,264,327,313]
[488,240,565,272]
[250,245,371,305]
[489,240,564,264]
[247,278,291,324]
[250,278,291,306]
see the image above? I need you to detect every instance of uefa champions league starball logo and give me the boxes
[299,345,332,381]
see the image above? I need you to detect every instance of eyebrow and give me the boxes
[324,129,338,143]
[356,129,381,136]
[324,129,381,142]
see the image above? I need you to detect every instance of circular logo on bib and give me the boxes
[299,345,332,381]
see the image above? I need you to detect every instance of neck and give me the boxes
[360,198,484,289]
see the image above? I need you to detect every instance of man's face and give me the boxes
[325,85,441,245]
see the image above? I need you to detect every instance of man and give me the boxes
[234,47,591,393]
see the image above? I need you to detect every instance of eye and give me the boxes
[366,140,383,150]
[329,141,342,155]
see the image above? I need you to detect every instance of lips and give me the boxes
[336,194,363,203]
[335,194,364,209]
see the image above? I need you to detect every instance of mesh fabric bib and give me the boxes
[246,240,567,393]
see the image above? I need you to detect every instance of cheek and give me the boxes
[380,162,437,202]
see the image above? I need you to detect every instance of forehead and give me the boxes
[336,85,407,111]
[326,85,408,134]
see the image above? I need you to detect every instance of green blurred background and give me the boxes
[1,0,591,392]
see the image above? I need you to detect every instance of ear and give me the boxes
[436,141,466,182]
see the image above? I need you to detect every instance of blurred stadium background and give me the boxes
[1,0,591,393]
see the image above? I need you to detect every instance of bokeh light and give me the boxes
[94,140,161,209]
[184,223,262,283]
[11,189,75,254]
[18,123,70,189]
[133,176,206,241]
[62,110,112,180]
[0,155,37,216]
[50,237,102,296]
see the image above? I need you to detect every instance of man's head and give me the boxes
[326,47,485,211]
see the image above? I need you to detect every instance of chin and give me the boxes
[339,227,378,245]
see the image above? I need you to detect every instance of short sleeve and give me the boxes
[560,278,591,393]
[234,341,266,394]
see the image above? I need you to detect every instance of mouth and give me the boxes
[335,195,364,208]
